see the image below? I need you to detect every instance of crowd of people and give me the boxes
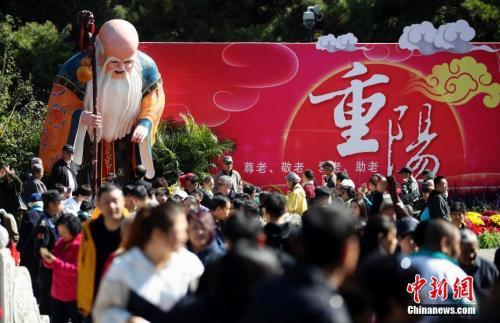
[0,148,499,323]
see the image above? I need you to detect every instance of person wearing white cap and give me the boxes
[213,156,243,194]
[285,172,308,215]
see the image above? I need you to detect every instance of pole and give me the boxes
[90,35,99,199]
[76,10,99,198]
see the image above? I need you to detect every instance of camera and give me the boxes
[34,219,51,254]
[303,5,323,28]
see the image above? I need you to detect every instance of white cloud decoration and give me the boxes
[398,20,497,55]
[316,33,368,52]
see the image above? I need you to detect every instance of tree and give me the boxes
[0,26,45,175]
[153,114,234,183]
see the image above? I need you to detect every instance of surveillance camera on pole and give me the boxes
[303,5,322,42]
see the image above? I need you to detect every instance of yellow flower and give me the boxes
[491,214,500,227]
[466,212,482,219]
[466,212,485,226]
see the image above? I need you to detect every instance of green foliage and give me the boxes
[153,114,234,183]
[0,16,73,101]
[478,231,500,249]
[0,18,45,175]
[2,0,497,43]
[10,21,73,98]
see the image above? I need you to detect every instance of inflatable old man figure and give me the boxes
[40,19,164,184]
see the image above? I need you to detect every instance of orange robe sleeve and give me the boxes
[39,83,84,174]
[137,82,165,145]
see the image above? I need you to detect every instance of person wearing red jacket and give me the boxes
[41,213,82,323]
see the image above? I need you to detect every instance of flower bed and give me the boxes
[465,211,500,248]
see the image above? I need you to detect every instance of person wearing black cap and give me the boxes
[35,190,65,315]
[214,156,243,194]
[421,169,435,182]
[49,144,78,193]
[397,167,420,207]
[321,160,337,192]
[427,176,450,220]
[130,165,152,190]
[396,216,419,254]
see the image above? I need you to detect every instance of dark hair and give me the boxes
[191,189,204,200]
[202,176,213,185]
[76,185,92,197]
[302,205,356,268]
[155,188,169,197]
[134,165,146,179]
[54,183,66,195]
[243,185,256,195]
[243,200,260,218]
[413,221,429,248]
[232,198,246,210]
[55,213,82,237]
[165,197,183,208]
[350,198,368,220]
[303,169,315,181]
[79,200,92,212]
[42,190,62,209]
[131,186,148,200]
[450,201,466,214]
[105,173,118,184]
[314,187,331,199]
[421,183,433,193]
[235,193,250,201]
[147,187,155,199]
[187,208,216,243]
[123,184,135,197]
[32,164,43,175]
[342,186,356,200]
[135,165,147,178]
[263,192,286,219]
[369,173,382,185]
[258,191,270,208]
[360,216,396,258]
[186,174,199,185]
[183,195,199,208]
[211,195,230,211]
[434,175,446,188]
[124,204,184,250]
[98,183,121,199]
[336,171,349,182]
[224,212,262,245]
[152,177,169,189]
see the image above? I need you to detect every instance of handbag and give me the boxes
[8,241,20,265]
[16,194,28,211]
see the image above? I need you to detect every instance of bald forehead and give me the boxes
[99,19,139,59]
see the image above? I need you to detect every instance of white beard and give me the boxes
[83,54,143,142]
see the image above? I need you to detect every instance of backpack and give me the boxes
[420,207,430,221]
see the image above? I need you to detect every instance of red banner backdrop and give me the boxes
[139,43,500,189]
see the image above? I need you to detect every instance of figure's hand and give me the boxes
[131,125,148,143]
[81,111,102,128]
